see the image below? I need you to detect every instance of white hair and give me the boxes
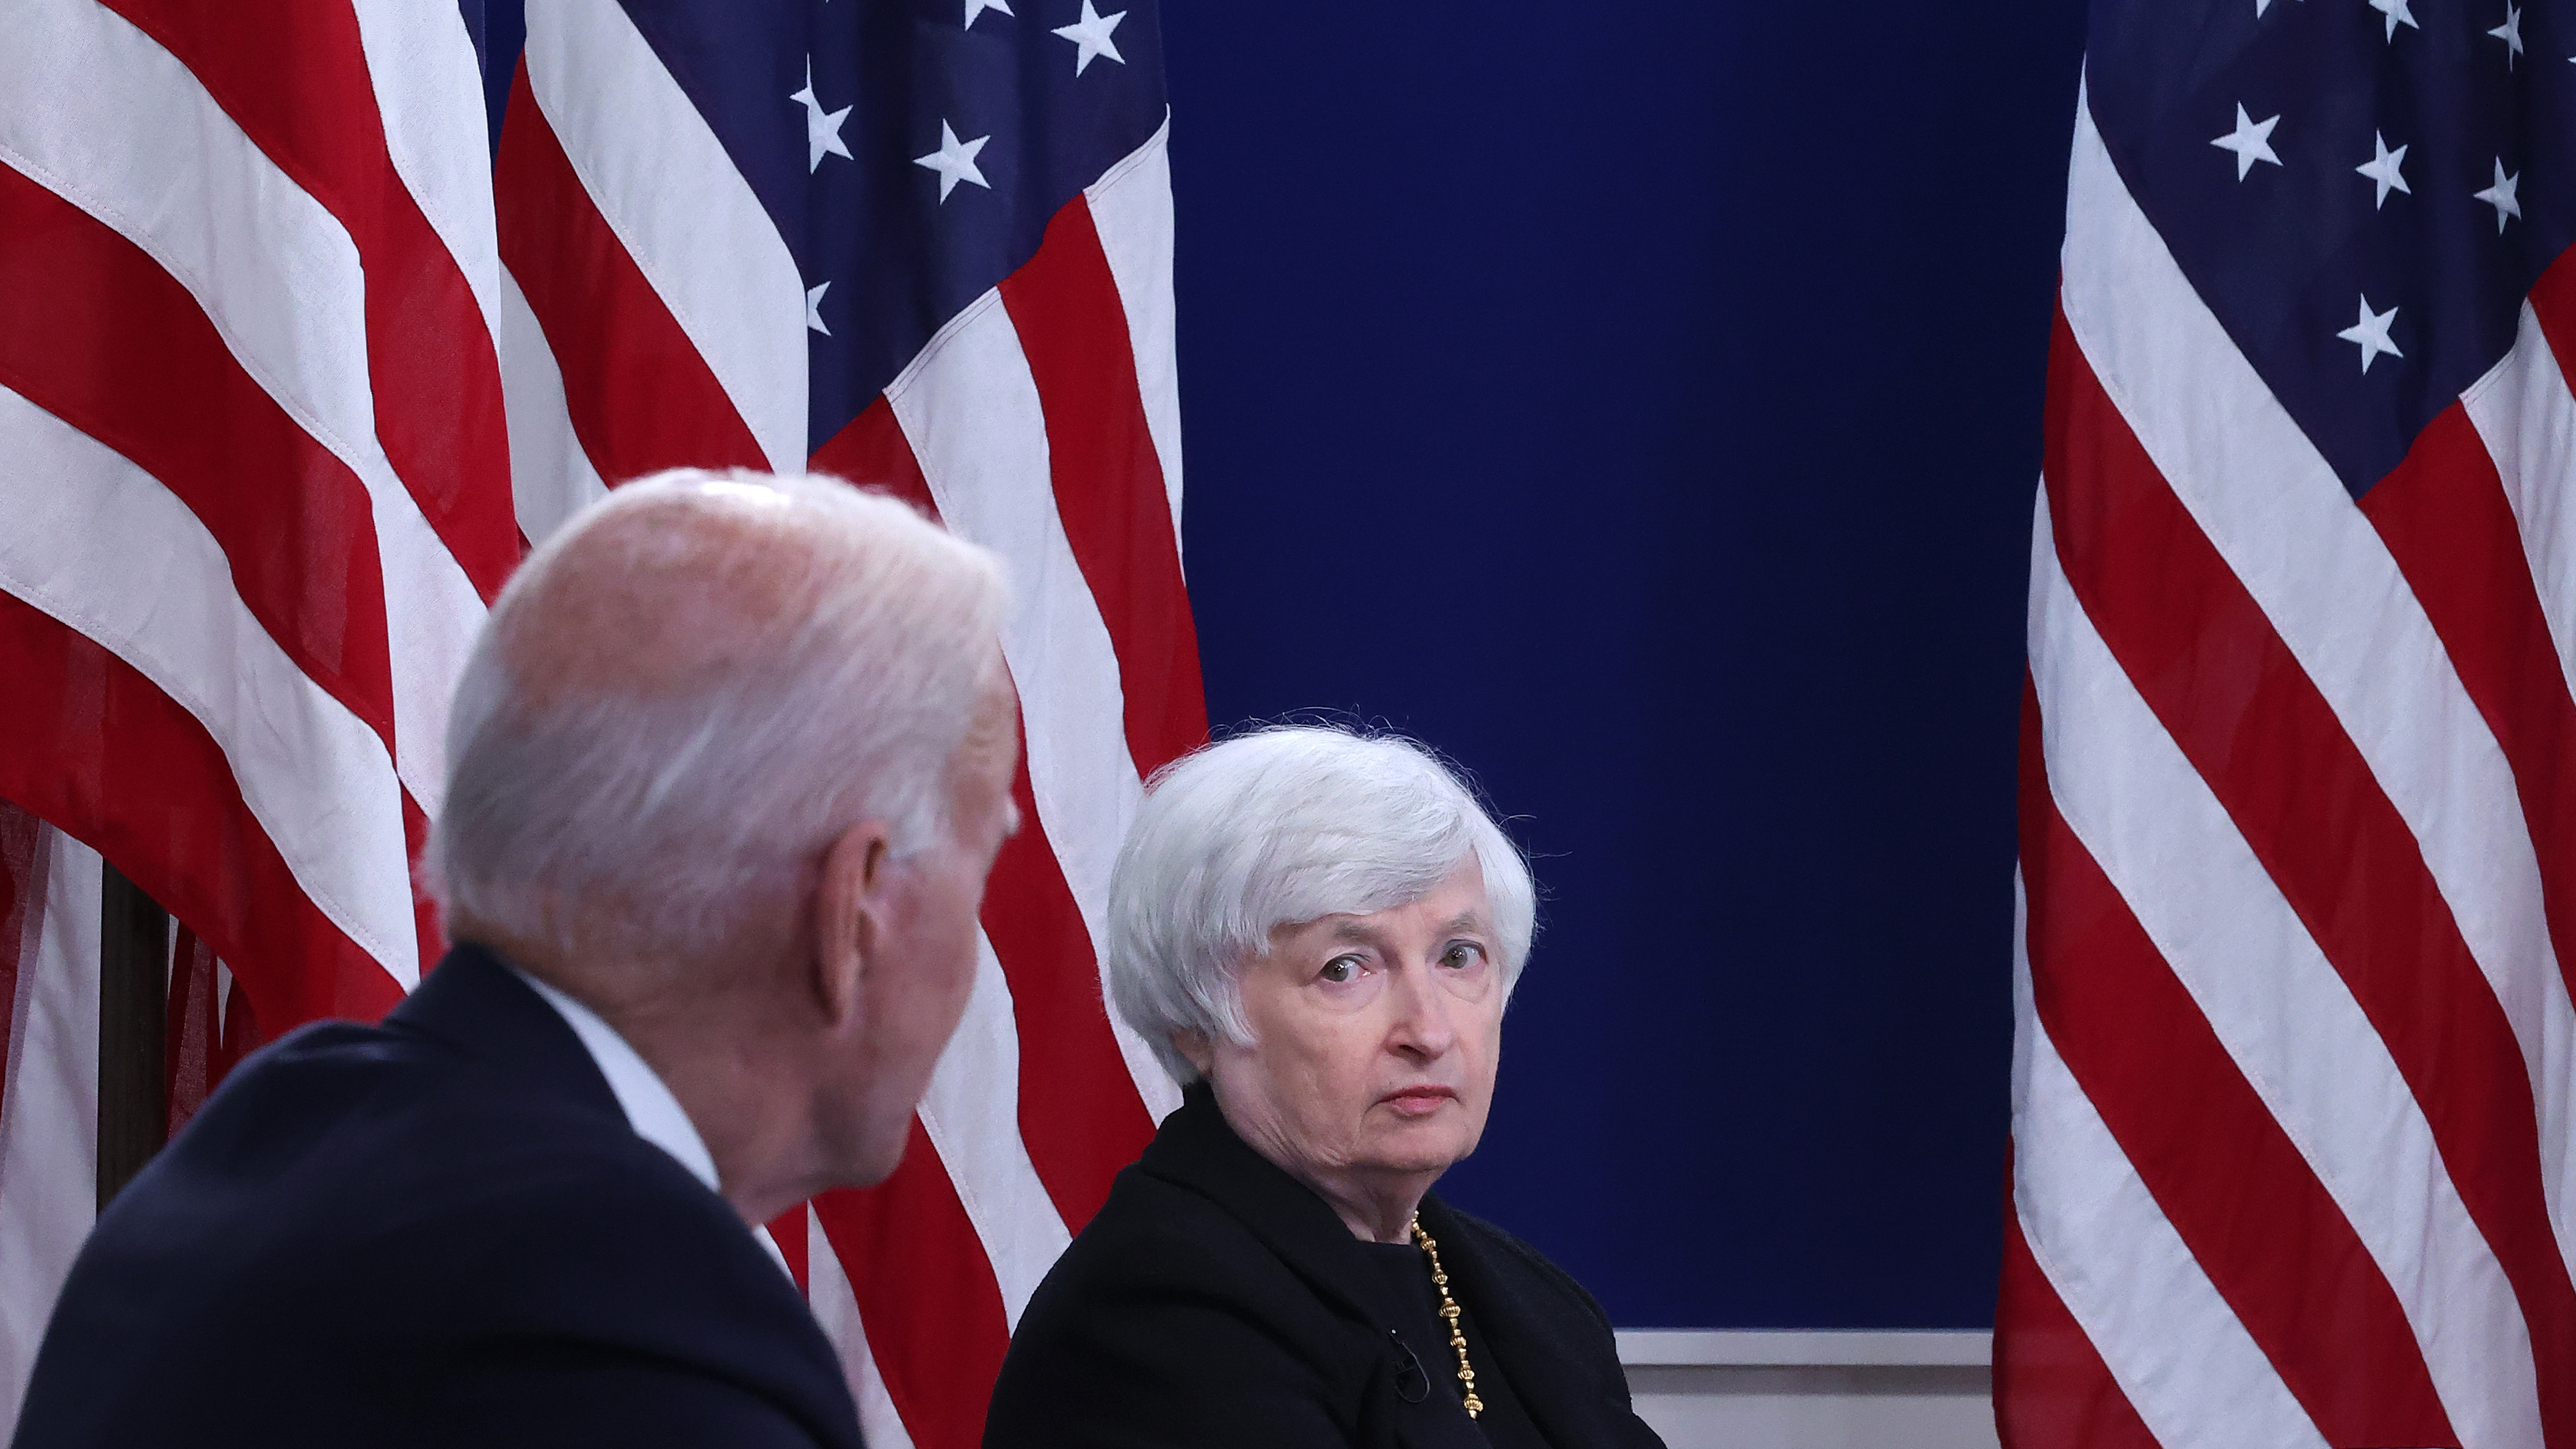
[428,469,1007,965]
[1106,725,1537,1085]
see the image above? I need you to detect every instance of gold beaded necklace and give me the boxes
[1407,1215,1483,1418]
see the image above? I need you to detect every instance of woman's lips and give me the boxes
[1379,1086,1458,1117]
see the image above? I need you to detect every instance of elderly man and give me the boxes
[12,472,1014,1448]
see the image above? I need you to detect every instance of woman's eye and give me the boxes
[1441,943,1485,970]
[1319,956,1362,984]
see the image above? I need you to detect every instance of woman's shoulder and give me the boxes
[1431,1202,1617,1335]
[1423,1200,1670,1447]
[987,1166,1390,1449]
[1025,1160,1345,1325]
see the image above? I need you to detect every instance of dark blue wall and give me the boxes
[1163,4,2088,1327]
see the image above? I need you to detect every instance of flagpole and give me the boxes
[96,862,166,1209]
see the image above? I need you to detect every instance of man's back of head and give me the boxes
[432,468,1019,1213]
[435,470,1006,980]
[11,470,1014,1449]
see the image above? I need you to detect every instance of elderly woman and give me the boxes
[985,727,1664,1449]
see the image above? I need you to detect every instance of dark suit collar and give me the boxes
[1144,1084,1640,1448]
[1137,1083,1426,1332]
[386,942,623,1124]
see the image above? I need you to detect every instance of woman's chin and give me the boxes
[1359,1116,1478,1177]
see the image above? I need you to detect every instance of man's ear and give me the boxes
[811,821,894,1028]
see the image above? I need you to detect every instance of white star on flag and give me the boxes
[2370,0,2418,38]
[1052,1,1128,74]
[2337,294,2402,373]
[2475,159,2522,231]
[790,58,852,173]
[965,0,1012,27]
[2211,104,2282,181]
[805,281,831,336]
[913,120,993,202]
[2356,131,2410,208]
[2254,0,2301,14]
[2491,3,2523,65]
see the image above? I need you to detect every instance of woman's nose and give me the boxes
[1384,961,1457,1056]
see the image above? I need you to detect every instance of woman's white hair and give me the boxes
[1106,725,1537,1085]
[427,468,1006,965]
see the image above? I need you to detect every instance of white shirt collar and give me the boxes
[509,967,798,1284]
[511,968,723,1194]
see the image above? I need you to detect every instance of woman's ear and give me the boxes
[1170,1028,1215,1079]
[811,820,894,1028]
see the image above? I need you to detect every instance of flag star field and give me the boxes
[611,0,1169,454]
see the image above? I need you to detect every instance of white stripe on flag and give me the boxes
[498,264,611,547]
[2028,491,2543,1447]
[0,828,100,1432]
[1083,117,1186,545]
[2010,873,2326,1449]
[347,0,506,341]
[887,288,1183,1122]
[2464,302,2576,714]
[0,386,419,988]
[2062,79,2576,1282]
[915,932,1073,1328]
[523,0,809,476]
[0,0,483,818]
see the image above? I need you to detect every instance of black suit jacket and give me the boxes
[984,1084,1666,1449]
[11,944,862,1449]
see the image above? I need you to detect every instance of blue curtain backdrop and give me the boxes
[466,0,2090,1330]
[1164,4,2087,1327]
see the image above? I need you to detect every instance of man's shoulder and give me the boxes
[91,1013,740,1301]
[15,1012,850,1449]
[153,1014,649,1210]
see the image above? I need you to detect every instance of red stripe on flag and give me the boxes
[95,0,517,600]
[165,924,222,1138]
[0,595,404,1033]
[0,166,446,978]
[0,164,397,755]
[1994,1193,2163,1449]
[767,1202,810,1296]
[810,395,937,515]
[2043,309,2576,1445]
[813,1124,1012,1449]
[495,60,765,486]
[998,197,1208,776]
[2361,405,2576,1014]
[814,396,1155,1229]
[985,725,1153,1230]
[2017,683,2456,1446]
[2527,245,2576,387]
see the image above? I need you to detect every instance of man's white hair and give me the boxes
[428,468,1007,965]
[1106,725,1537,1085]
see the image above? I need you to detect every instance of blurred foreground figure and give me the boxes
[13,471,1015,1449]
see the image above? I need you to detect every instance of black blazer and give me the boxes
[11,945,863,1449]
[984,1084,1666,1449]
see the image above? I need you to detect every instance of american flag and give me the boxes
[2003,1,2576,1444]
[0,2,1197,1444]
